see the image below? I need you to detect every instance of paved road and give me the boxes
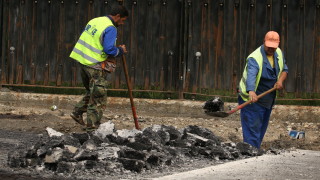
[154,150,320,180]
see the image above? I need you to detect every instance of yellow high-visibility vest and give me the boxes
[239,47,284,101]
[70,16,115,66]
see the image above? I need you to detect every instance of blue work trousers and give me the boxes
[238,96,272,149]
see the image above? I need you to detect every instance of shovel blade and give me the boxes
[205,111,229,118]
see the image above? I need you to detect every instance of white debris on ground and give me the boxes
[46,127,63,137]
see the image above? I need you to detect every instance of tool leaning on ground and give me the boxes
[121,55,140,130]
[204,87,277,118]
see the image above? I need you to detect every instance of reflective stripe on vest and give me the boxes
[239,47,284,101]
[70,16,115,66]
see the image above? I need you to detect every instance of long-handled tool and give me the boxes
[205,87,277,118]
[121,55,140,130]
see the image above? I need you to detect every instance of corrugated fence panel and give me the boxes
[287,0,302,94]
[1,0,320,96]
[223,0,235,91]
[231,0,241,94]
[0,0,4,85]
[150,0,163,89]
[120,1,134,89]
[118,0,182,91]
[133,0,148,89]
[36,0,47,84]
[303,0,316,93]
[165,0,181,91]
[314,1,320,92]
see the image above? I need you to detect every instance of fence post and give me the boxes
[9,46,15,85]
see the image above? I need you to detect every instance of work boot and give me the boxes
[82,125,98,132]
[94,121,101,128]
[70,112,85,126]
[82,120,99,132]
[257,149,265,156]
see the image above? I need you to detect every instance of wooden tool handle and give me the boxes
[228,87,277,114]
[122,55,140,130]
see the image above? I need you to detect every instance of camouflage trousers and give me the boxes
[74,65,108,127]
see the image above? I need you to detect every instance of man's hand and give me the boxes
[249,91,258,102]
[119,45,127,53]
[275,71,288,90]
[274,81,284,90]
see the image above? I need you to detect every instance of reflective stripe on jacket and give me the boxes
[239,47,284,101]
[70,16,115,66]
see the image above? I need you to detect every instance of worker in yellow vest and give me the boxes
[69,5,128,131]
[238,31,288,150]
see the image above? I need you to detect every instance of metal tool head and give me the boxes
[204,111,229,118]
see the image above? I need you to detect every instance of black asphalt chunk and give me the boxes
[6,123,268,177]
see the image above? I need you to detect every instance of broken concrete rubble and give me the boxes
[46,127,63,137]
[7,122,264,175]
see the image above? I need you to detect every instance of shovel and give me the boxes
[205,87,277,118]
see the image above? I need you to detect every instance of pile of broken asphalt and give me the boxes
[6,121,274,179]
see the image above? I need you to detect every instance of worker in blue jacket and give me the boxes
[238,31,289,149]
[70,5,128,131]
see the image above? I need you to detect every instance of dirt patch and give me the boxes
[0,94,319,150]
[0,90,319,179]
[0,113,27,119]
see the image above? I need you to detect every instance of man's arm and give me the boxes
[247,58,259,102]
[274,71,288,90]
[102,26,124,57]
[275,53,288,90]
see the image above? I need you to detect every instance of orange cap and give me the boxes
[264,31,280,48]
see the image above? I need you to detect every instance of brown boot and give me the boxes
[70,112,85,126]
[82,125,98,132]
